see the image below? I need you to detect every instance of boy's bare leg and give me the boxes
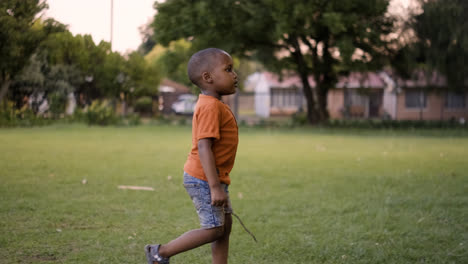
[211,213,232,264]
[158,226,225,258]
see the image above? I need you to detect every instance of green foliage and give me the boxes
[10,53,82,116]
[122,52,160,101]
[124,112,142,126]
[7,27,161,119]
[1,1,163,120]
[84,100,119,126]
[0,101,18,126]
[36,29,161,107]
[0,0,47,78]
[134,96,153,114]
[0,0,65,101]
[0,100,52,127]
[414,0,468,91]
[146,39,193,88]
[48,92,67,118]
[39,32,125,100]
[292,112,309,126]
[326,119,467,129]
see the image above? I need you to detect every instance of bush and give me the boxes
[0,101,17,126]
[292,112,308,126]
[121,112,141,126]
[133,96,153,115]
[0,101,53,127]
[85,100,119,126]
[48,92,67,118]
[325,119,467,129]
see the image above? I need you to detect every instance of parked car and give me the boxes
[171,94,197,114]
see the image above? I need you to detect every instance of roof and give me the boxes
[336,72,386,88]
[250,70,450,91]
[392,71,447,88]
[159,78,191,93]
[262,71,316,88]
[254,71,384,89]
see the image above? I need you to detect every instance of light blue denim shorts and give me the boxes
[183,172,233,229]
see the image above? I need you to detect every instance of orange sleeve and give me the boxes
[195,103,221,141]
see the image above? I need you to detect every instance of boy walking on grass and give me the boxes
[145,48,239,264]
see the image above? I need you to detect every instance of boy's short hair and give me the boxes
[187,48,228,86]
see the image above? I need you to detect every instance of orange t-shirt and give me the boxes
[183,94,238,185]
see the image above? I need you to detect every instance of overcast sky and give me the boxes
[44,0,156,54]
[43,0,415,54]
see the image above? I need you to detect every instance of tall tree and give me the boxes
[151,0,395,123]
[137,20,157,55]
[0,0,64,102]
[414,0,467,91]
[40,31,128,102]
[122,51,160,104]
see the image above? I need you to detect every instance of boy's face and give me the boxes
[209,52,238,96]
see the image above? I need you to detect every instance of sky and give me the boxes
[43,0,416,54]
[44,0,157,54]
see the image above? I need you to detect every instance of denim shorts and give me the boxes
[183,172,233,229]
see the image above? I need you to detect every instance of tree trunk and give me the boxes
[0,76,11,103]
[291,39,319,124]
[316,41,334,122]
[316,82,330,122]
[301,73,318,124]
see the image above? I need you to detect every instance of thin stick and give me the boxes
[117,185,154,191]
[232,212,257,243]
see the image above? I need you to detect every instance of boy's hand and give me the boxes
[210,185,228,207]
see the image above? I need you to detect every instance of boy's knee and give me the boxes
[208,226,225,240]
[207,214,232,240]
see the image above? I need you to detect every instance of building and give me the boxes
[247,71,468,121]
[158,79,192,115]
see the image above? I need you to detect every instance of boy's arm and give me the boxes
[198,138,228,207]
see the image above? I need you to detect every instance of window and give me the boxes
[350,91,367,106]
[405,90,427,108]
[445,92,466,109]
[271,88,302,108]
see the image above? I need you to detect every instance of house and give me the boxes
[158,78,192,114]
[248,72,313,117]
[388,71,467,121]
[328,72,387,119]
[247,71,468,121]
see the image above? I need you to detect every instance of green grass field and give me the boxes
[1,125,467,263]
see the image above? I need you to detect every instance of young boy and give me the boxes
[145,48,239,264]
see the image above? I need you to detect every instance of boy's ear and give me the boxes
[201,72,213,83]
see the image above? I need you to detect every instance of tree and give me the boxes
[151,0,395,123]
[0,0,64,103]
[137,19,157,55]
[413,0,467,91]
[146,39,193,88]
[122,51,160,104]
[10,53,81,115]
[39,31,128,103]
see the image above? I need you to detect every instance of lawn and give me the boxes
[0,125,467,263]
